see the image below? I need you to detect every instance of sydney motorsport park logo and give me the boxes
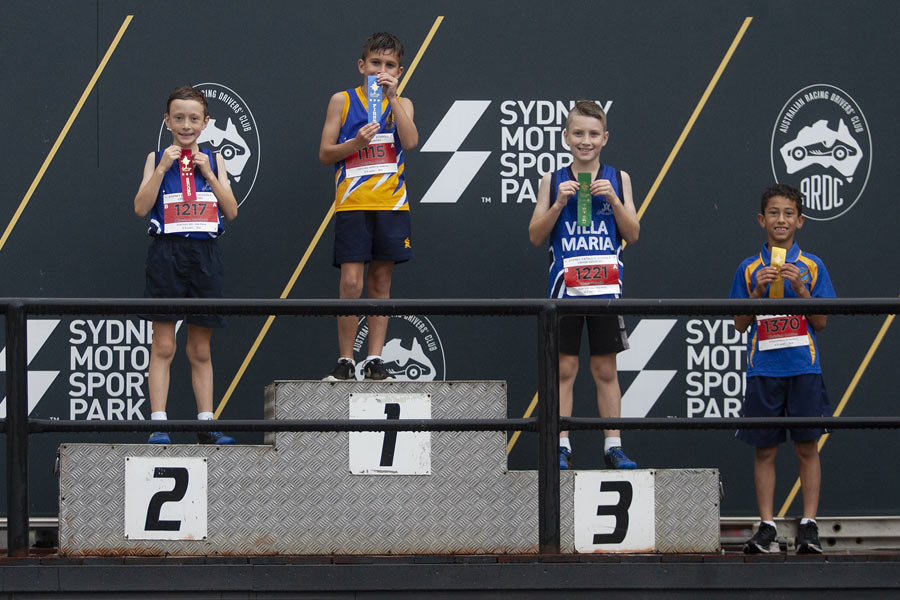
[771,84,870,221]
[420,100,612,205]
[158,82,260,206]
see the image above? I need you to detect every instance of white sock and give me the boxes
[800,518,816,525]
[366,355,382,362]
[151,411,167,421]
[762,520,776,529]
[559,437,571,452]
[197,412,214,421]
[339,357,354,364]
[604,437,622,453]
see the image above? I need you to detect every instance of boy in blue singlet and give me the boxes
[528,101,640,470]
[319,32,418,381]
[731,184,835,554]
[134,85,239,445]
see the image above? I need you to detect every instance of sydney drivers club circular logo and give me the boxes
[158,82,260,207]
[771,84,870,221]
[352,315,446,381]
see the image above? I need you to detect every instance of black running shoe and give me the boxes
[796,521,823,554]
[323,358,355,381]
[744,522,778,554]
[363,358,395,381]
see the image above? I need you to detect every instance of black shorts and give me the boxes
[333,210,413,266]
[736,374,832,447]
[143,235,225,328]
[559,315,629,356]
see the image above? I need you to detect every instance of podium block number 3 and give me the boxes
[574,471,655,553]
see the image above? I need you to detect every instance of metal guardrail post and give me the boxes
[5,302,29,556]
[537,304,560,553]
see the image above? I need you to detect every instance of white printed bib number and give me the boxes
[345,133,397,178]
[757,314,808,351]
[563,255,620,296]
[163,191,218,233]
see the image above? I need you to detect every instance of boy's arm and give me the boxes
[528,173,577,246]
[782,263,827,330]
[590,170,639,244]
[733,265,778,332]
[379,72,417,149]
[319,92,380,165]
[194,152,238,221]
[134,148,179,217]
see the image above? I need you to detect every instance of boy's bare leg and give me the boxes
[558,353,579,439]
[754,445,779,521]
[365,260,394,356]
[148,321,177,413]
[337,262,366,358]
[794,440,821,519]
[186,325,214,414]
[590,353,621,438]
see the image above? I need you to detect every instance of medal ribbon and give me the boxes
[179,149,196,202]
[577,172,592,227]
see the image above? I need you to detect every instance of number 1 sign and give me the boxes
[349,393,432,475]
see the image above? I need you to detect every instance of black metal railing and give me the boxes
[4,297,900,557]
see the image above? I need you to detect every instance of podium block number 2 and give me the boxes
[124,457,208,541]
[349,393,431,475]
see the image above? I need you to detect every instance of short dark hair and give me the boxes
[565,100,607,130]
[361,32,405,66]
[761,183,804,215]
[166,85,208,116]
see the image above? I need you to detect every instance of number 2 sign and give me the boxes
[349,393,431,475]
[124,457,207,541]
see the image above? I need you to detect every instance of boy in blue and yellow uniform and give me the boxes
[319,32,418,381]
[134,85,239,445]
[528,101,640,470]
[731,183,835,554]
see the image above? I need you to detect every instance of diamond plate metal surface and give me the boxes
[60,381,539,556]
[655,469,720,553]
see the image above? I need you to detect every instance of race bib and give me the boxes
[345,133,398,178]
[563,255,620,296]
[162,192,219,233]
[757,314,809,351]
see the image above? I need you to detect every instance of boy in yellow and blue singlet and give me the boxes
[319,32,418,381]
[731,184,835,555]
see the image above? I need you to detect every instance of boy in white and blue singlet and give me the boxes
[731,184,835,555]
[528,101,640,470]
[319,32,418,382]
[134,85,238,445]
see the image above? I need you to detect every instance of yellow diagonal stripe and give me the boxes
[777,311,896,517]
[0,15,133,253]
[214,16,444,418]
[507,17,753,456]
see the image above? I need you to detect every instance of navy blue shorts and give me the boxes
[559,315,629,356]
[736,373,832,447]
[333,210,413,266]
[143,235,226,328]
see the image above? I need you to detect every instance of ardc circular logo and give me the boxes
[158,82,260,207]
[771,84,870,221]
[353,315,446,381]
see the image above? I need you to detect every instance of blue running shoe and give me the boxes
[197,431,235,445]
[148,431,170,444]
[604,446,637,469]
[559,446,572,470]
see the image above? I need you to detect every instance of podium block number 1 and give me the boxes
[349,393,431,475]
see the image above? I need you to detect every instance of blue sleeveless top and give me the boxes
[148,148,223,239]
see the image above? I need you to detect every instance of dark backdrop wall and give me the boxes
[2,0,897,518]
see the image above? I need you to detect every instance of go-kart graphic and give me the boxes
[381,338,436,380]
[198,118,251,182]
[779,119,862,179]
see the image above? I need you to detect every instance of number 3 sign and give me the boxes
[573,470,655,553]
[349,393,432,475]
[124,457,207,541]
